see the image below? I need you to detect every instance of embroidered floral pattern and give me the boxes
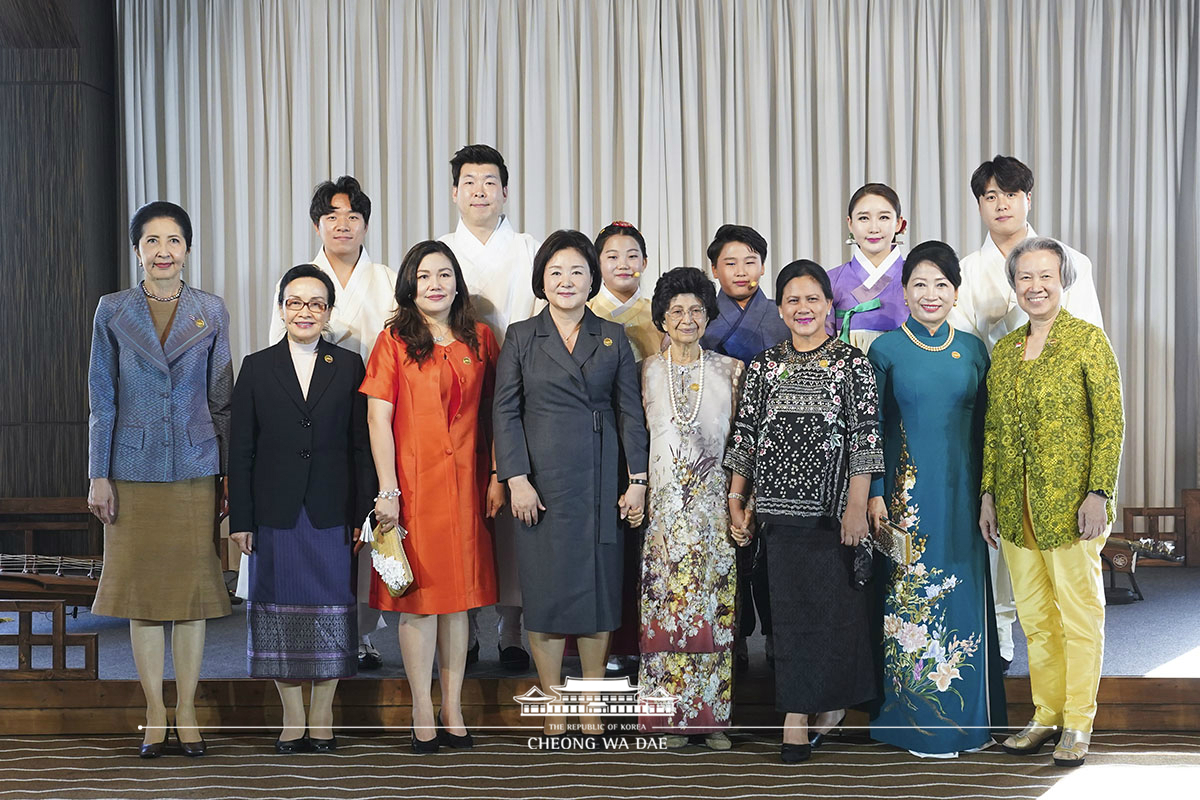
[881,430,980,731]
[638,352,740,732]
[641,442,736,651]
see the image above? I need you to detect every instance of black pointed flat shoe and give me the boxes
[275,735,311,754]
[309,735,338,753]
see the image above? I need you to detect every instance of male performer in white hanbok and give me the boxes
[439,144,540,671]
[243,176,397,670]
[949,154,1104,670]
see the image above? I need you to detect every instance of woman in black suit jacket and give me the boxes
[493,230,650,738]
[229,264,374,754]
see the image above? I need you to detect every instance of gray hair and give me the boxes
[1005,236,1077,290]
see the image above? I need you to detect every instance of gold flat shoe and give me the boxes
[1001,720,1060,755]
[1052,729,1089,767]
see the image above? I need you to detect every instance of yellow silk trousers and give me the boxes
[1001,514,1107,733]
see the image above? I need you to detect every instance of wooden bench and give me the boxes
[0,498,102,608]
[0,599,98,680]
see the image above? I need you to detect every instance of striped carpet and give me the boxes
[1,731,1196,800]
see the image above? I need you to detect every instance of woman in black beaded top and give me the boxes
[724,259,884,764]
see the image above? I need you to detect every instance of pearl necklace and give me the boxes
[141,280,183,302]
[901,322,955,352]
[666,347,705,428]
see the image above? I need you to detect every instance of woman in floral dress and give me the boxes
[866,241,1006,756]
[638,268,747,750]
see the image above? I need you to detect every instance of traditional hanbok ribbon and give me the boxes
[836,298,882,343]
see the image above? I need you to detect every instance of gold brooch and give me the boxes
[463,357,472,364]
[603,337,613,347]
[819,359,829,368]
[194,319,205,328]
[952,351,961,359]
[324,354,333,363]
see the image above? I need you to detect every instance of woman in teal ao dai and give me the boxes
[866,241,1006,756]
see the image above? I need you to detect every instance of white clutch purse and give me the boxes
[360,511,414,597]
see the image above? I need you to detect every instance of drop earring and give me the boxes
[844,235,856,246]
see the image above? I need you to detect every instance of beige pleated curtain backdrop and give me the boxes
[118,0,1200,505]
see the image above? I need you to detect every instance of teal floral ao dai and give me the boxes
[867,319,1007,754]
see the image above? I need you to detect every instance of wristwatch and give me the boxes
[1089,489,1109,499]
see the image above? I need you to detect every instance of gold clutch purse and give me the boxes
[871,518,916,566]
[360,512,414,597]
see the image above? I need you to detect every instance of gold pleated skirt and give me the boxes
[91,477,232,621]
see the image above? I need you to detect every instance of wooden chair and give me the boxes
[1101,489,1199,603]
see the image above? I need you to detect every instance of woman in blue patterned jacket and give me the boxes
[88,201,233,758]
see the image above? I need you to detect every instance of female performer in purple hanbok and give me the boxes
[826,183,909,352]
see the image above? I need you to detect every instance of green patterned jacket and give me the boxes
[982,310,1124,550]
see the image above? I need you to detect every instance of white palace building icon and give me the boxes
[514,677,677,717]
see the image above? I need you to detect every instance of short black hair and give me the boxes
[706,224,767,265]
[594,221,647,258]
[309,176,372,226]
[451,144,509,188]
[847,182,902,218]
[129,201,192,249]
[775,259,833,303]
[903,241,962,288]
[650,267,719,332]
[970,155,1034,200]
[277,264,337,309]
[532,230,602,301]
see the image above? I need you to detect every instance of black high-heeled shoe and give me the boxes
[138,727,169,759]
[411,725,440,754]
[810,712,846,750]
[436,712,473,749]
[178,733,207,757]
[780,741,812,763]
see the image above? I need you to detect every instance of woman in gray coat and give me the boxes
[494,229,649,739]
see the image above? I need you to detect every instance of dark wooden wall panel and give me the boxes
[0,0,117,499]
[0,424,89,498]
[1,83,89,424]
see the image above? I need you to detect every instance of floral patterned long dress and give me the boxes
[637,350,742,733]
[867,319,1007,754]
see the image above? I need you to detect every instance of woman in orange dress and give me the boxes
[361,240,504,753]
